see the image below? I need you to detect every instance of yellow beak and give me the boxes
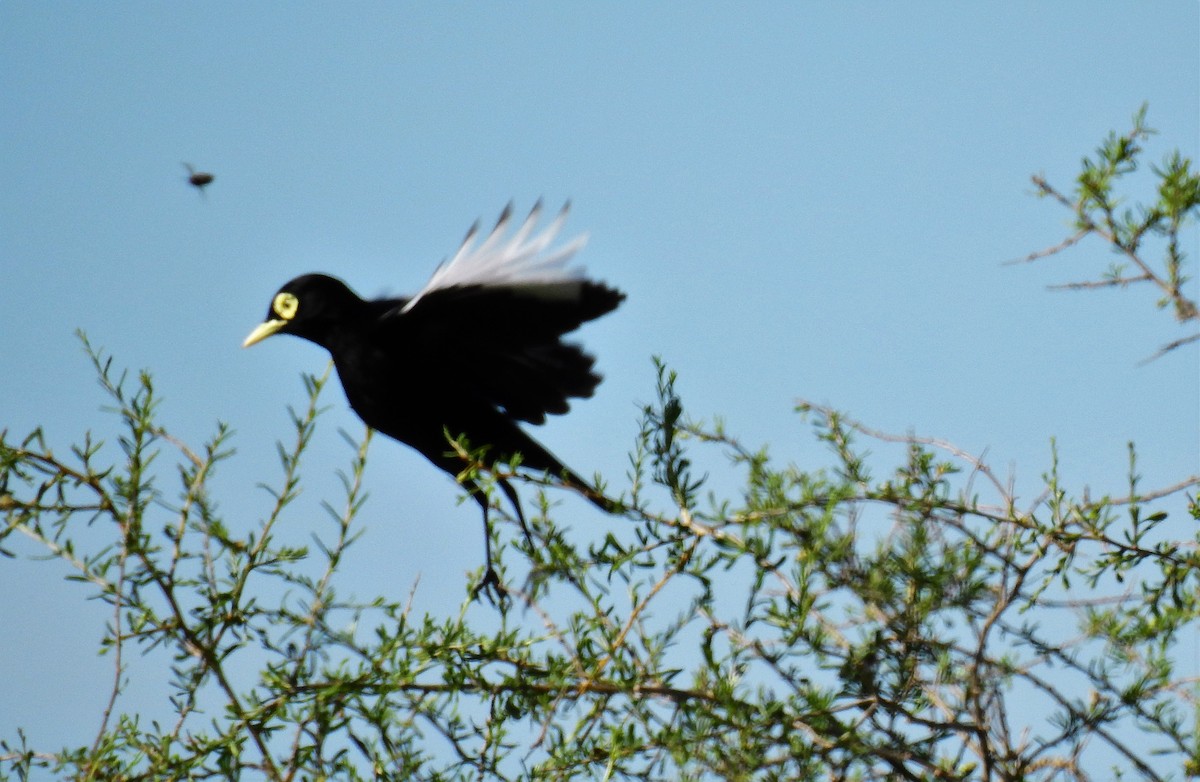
[242,319,287,348]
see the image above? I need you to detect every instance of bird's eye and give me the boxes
[273,292,299,320]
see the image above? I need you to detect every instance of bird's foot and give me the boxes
[472,566,511,605]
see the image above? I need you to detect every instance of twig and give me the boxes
[1047,275,1152,291]
[1005,228,1089,266]
[1138,332,1200,366]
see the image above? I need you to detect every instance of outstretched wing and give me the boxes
[400,201,590,314]
[382,203,624,424]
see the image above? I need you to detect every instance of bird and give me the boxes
[183,163,215,194]
[243,202,624,595]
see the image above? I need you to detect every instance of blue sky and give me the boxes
[2,2,1197,767]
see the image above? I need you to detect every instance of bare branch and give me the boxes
[1006,227,1089,266]
[1138,331,1200,365]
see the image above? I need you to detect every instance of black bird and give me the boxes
[243,203,624,593]
[183,163,215,194]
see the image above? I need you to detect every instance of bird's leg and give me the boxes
[506,474,589,593]
[497,476,535,552]
[467,483,507,603]
[464,476,535,603]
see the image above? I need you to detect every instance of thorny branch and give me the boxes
[1015,107,1199,361]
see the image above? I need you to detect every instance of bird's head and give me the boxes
[242,274,362,349]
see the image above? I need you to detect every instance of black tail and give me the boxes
[500,424,618,514]
[558,464,620,514]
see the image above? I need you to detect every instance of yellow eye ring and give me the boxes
[273,292,299,320]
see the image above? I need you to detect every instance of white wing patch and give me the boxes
[401,202,589,314]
